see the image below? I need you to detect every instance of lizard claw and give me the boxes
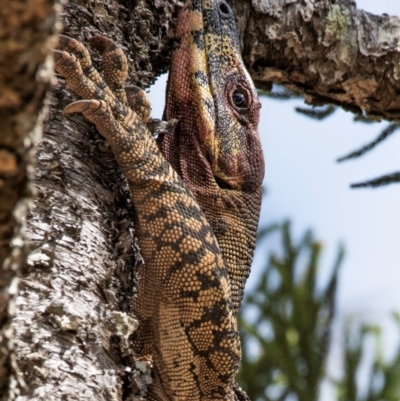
[62,99,103,116]
[58,35,80,52]
[57,35,95,73]
[89,35,119,53]
[62,99,127,148]
[53,49,76,68]
[54,35,148,133]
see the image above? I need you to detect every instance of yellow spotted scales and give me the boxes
[54,1,264,400]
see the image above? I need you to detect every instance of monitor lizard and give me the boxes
[54,0,264,400]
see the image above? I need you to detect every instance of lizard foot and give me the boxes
[54,35,150,145]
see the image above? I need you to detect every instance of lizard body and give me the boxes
[54,1,264,400]
[162,0,264,313]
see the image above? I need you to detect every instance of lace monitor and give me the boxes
[54,0,264,399]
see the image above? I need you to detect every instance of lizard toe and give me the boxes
[63,99,128,148]
[126,86,151,123]
[90,35,129,104]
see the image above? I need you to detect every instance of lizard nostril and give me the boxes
[219,1,230,16]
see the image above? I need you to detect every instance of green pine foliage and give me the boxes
[237,221,344,401]
[237,222,400,401]
[333,315,400,401]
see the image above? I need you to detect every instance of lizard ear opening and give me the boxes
[214,175,233,190]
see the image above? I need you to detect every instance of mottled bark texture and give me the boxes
[0,0,60,399]
[10,0,400,400]
[15,96,145,401]
[12,1,174,399]
[235,0,400,120]
[61,0,400,120]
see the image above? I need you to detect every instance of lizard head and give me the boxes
[162,0,265,195]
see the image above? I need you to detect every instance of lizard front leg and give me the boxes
[55,36,242,401]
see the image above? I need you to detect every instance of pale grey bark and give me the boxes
[14,96,150,400]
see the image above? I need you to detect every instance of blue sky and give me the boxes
[149,1,400,396]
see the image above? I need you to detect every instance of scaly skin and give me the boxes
[54,1,264,400]
[162,0,264,314]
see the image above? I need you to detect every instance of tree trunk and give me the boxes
[15,90,144,401]
[0,0,60,399]
[8,0,400,400]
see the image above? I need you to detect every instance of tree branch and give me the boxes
[232,0,400,120]
[60,0,400,120]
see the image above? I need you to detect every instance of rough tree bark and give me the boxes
[0,0,60,399]
[236,0,400,120]
[6,0,400,400]
[13,1,179,399]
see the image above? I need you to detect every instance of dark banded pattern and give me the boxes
[54,1,264,400]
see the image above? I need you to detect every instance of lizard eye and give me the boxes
[231,89,249,109]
